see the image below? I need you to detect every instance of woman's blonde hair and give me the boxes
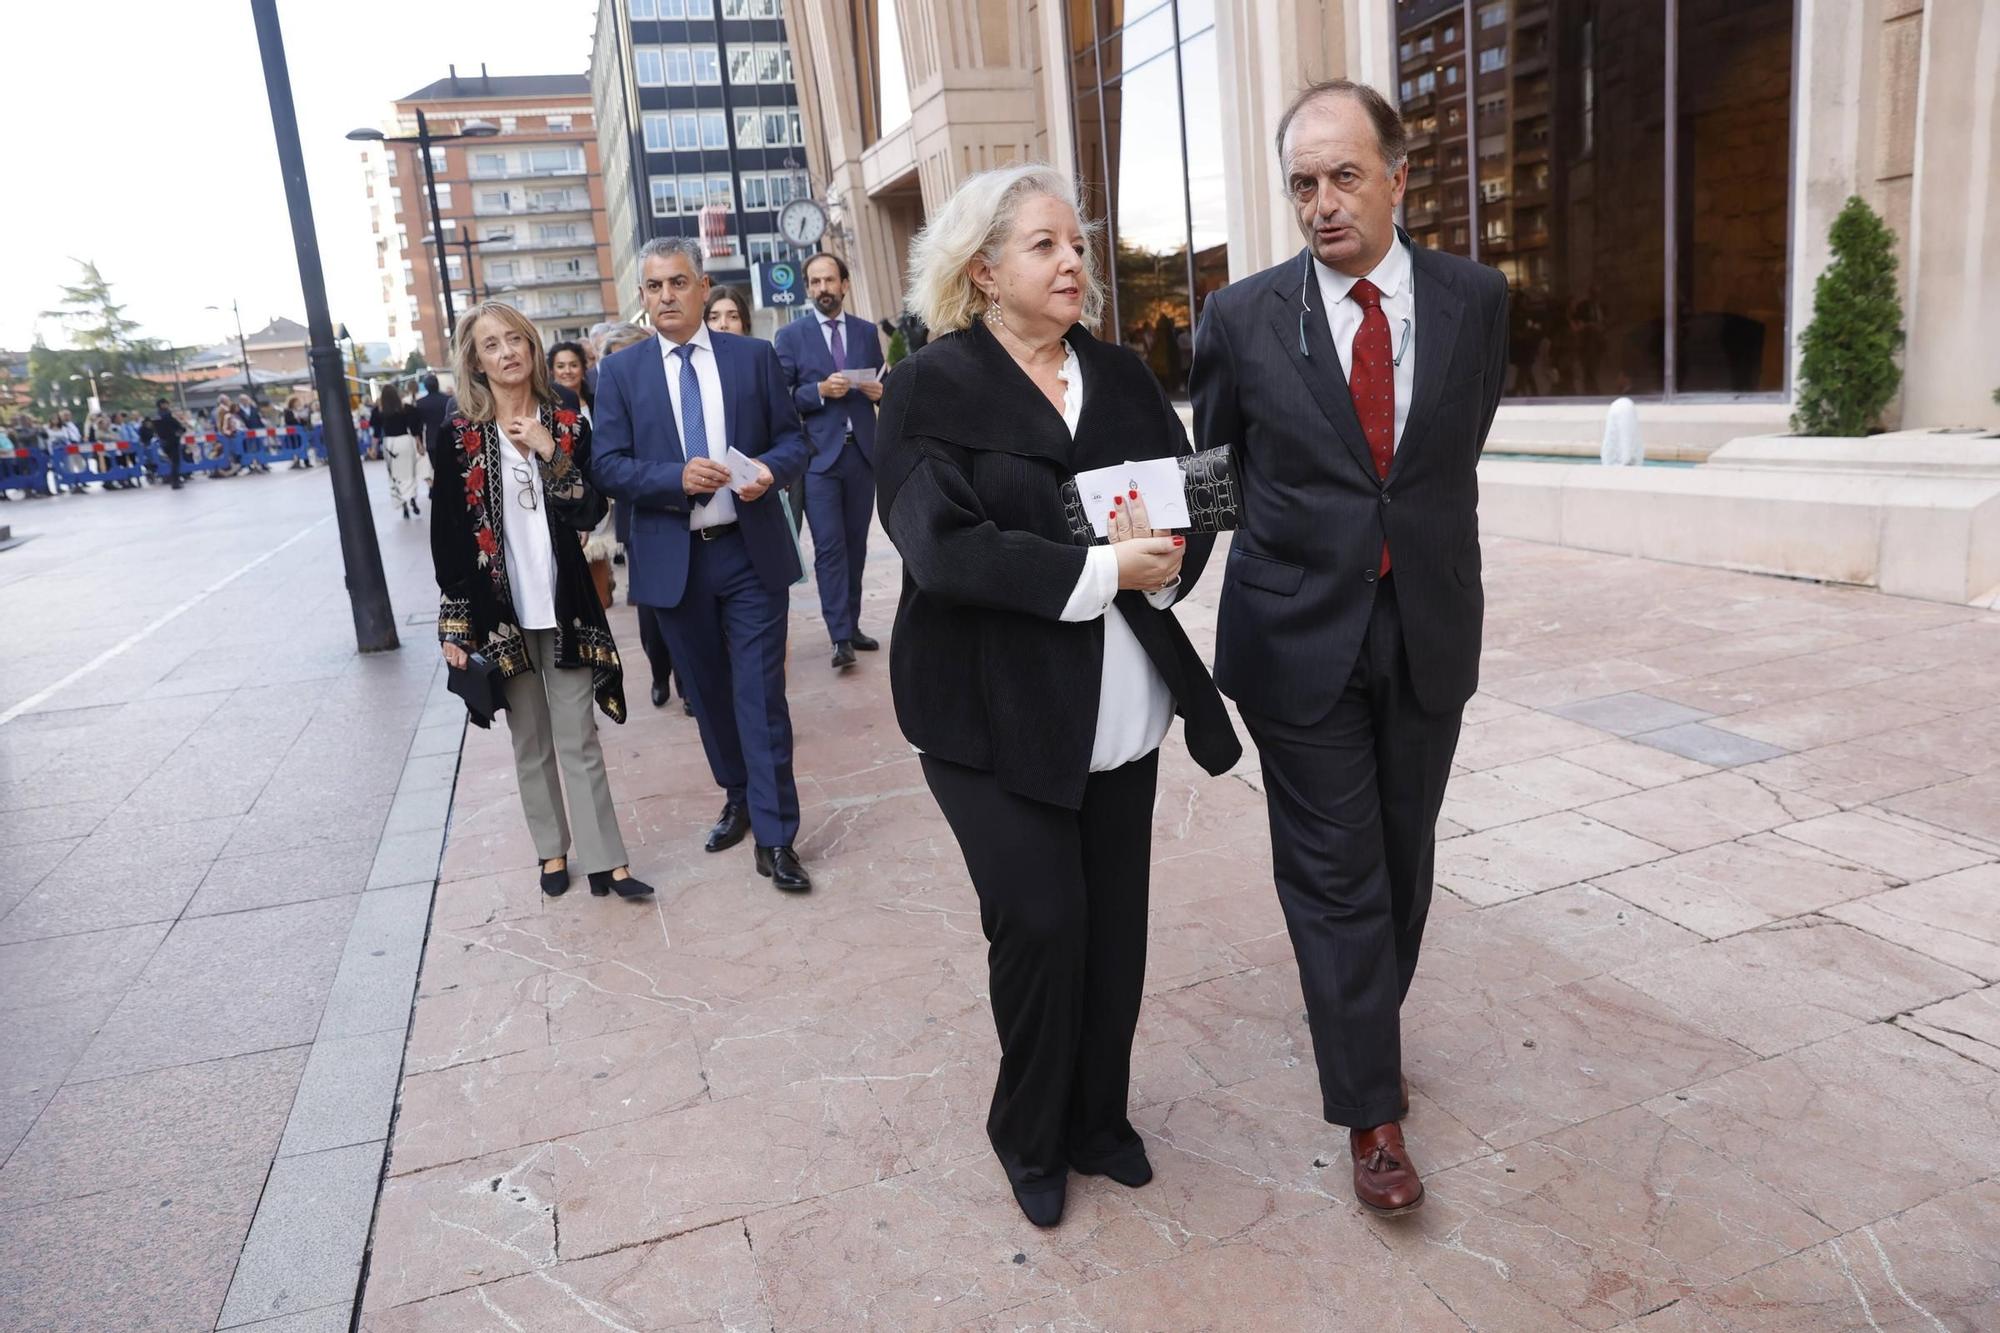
[450,301,555,422]
[904,163,1105,335]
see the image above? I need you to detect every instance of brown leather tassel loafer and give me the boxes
[1351,1122,1424,1216]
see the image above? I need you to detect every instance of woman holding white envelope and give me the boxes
[876,163,1241,1229]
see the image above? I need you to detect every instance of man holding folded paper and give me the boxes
[591,237,817,894]
[1191,80,1509,1217]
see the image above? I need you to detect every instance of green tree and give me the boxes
[1792,196,1904,437]
[404,349,428,372]
[886,328,909,367]
[33,260,165,413]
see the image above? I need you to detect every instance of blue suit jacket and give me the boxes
[588,331,810,609]
[773,311,884,475]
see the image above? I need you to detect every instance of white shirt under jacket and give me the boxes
[497,425,558,631]
[1315,235,1417,451]
[655,325,737,531]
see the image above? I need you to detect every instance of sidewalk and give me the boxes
[361,530,1999,1330]
[0,466,458,1332]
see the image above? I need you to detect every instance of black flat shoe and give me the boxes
[849,631,880,652]
[831,641,857,671]
[651,682,669,708]
[1070,1150,1153,1189]
[1011,1180,1066,1229]
[540,863,570,896]
[754,844,812,893]
[590,869,654,898]
[705,802,751,854]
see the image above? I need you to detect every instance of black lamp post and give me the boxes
[347,109,497,354]
[252,0,398,653]
[422,228,512,306]
[205,298,255,400]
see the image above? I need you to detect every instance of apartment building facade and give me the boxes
[368,70,620,365]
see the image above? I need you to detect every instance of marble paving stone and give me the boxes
[1898,985,2000,1070]
[1647,654,1901,717]
[184,837,380,917]
[1406,885,1700,1031]
[1437,812,1672,906]
[1630,723,1789,769]
[1615,918,1978,1057]
[0,838,81,916]
[1733,739,1968,811]
[1583,773,1835,853]
[427,868,545,933]
[1824,863,2000,981]
[68,895,358,1082]
[221,790,391,859]
[1769,808,1995,881]
[1487,660,1691,710]
[1876,769,2000,846]
[0,991,122,1160]
[0,1163,268,1333]
[1647,1023,2000,1232]
[0,853,214,945]
[390,1022,706,1175]
[1839,703,2000,777]
[0,919,167,1011]
[1562,737,1716,790]
[1552,691,1714,738]
[1377,1106,1833,1332]
[216,1141,385,1328]
[0,1046,306,1209]
[546,1078,906,1259]
[363,1144,560,1311]
[225,1305,351,1333]
[1644,1179,2000,1332]
[1709,686,1948,754]
[1452,711,1614,772]
[368,827,449,891]
[278,1028,406,1158]
[1592,833,1901,938]
[360,1217,771,1331]
[1442,756,1638,834]
[400,973,550,1078]
[1407,975,1755,1150]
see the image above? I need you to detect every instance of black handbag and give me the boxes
[1059,444,1240,545]
[446,651,509,729]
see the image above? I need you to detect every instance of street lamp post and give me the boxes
[348,110,497,359]
[252,0,398,654]
[205,299,254,401]
[422,228,511,307]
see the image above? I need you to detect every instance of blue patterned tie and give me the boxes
[674,343,709,506]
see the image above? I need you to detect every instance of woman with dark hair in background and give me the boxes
[704,286,751,335]
[433,300,653,901]
[375,383,423,519]
[550,339,615,606]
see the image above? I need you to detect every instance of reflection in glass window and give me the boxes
[650,179,678,216]
[672,112,700,150]
[634,48,665,85]
[630,0,657,16]
[692,48,721,83]
[727,44,757,84]
[701,112,729,148]
[735,111,764,148]
[642,113,675,151]
[708,175,734,211]
[742,175,769,209]
[664,46,693,83]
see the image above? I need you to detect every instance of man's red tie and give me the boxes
[1348,278,1393,576]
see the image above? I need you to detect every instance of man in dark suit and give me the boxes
[773,253,886,671]
[411,373,450,454]
[1190,80,1508,1216]
[591,237,816,893]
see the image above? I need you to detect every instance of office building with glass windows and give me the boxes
[591,0,813,333]
[367,71,618,366]
[782,0,1996,439]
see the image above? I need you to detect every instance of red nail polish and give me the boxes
[1171,536,1185,547]
[1128,489,1139,499]
[1114,496,1123,506]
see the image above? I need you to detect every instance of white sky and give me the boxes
[4,0,596,357]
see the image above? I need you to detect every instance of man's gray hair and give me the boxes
[639,235,706,273]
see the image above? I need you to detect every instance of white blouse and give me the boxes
[1053,342,1179,772]
[498,429,559,631]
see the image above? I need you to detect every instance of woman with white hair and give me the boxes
[876,163,1241,1228]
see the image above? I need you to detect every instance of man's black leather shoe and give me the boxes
[849,631,881,652]
[754,844,812,893]
[650,682,670,708]
[704,802,750,853]
[831,641,857,671]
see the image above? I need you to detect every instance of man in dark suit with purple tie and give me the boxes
[591,237,816,893]
[774,252,887,672]
[1191,81,1509,1216]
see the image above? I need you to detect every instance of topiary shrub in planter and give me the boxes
[1792,195,1904,437]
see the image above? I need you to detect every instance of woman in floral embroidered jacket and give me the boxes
[431,301,655,901]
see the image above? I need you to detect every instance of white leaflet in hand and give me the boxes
[725,446,764,493]
[1074,457,1191,539]
[840,365,880,384]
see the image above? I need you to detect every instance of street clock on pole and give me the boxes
[778,197,828,249]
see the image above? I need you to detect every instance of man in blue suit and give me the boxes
[591,237,815,893]
[773,253,885,672]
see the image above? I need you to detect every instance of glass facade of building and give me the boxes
[1395,0,1794,399]
[622,0,809,299]
[1066,0,1228,398]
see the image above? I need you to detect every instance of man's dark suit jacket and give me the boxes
[1190,238,1508,725]
[412,390,452,454]
[773,311,886,472]
[588,331,810,609]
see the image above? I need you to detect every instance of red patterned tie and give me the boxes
[1348,278,1394,576]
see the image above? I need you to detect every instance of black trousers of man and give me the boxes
[1238,575,1463,1130]
[920,749,1159,1192]
[634,597,676,699]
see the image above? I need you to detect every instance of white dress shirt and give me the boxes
[656,325,736,530]
[497,427,558,631]
[1053,342,1179,772]
[1316,237,1417,450]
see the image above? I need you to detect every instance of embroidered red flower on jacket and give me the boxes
[475,526,499,558]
